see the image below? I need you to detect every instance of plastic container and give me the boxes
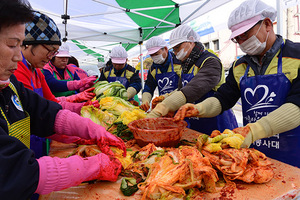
[128,118,187,147]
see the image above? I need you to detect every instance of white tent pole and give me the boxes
[72,5,177,18]
[140,44,144,89]
[129,10,176,26]
[144,7,177,40]
[276,0,283,35]
[62,0,69,41]
[73,32,139,43]
[180,0,209,24]
[132,5,174,11]
[72,11,121,18]
[92,0,176,26]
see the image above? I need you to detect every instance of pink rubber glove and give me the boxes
[35,154,122,195]
[60,87,96,103]
[54,109,126,156]
[58,101,85,115]
[67,76,97,91]
[58,100,99,115]
[47,134,81,144]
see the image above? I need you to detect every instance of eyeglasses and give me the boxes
[41,44,59,57]
[172,43,183,52]
[231,20,263,43]
[231,32,250,43]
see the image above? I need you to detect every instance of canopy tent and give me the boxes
[29,0,233,86]
[29,0,233,64]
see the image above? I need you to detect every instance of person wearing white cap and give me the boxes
[99,46,142,101]
[139,36,181,111]
[174,0,300,167]
[43,42,97,97]
[147,24,237,134]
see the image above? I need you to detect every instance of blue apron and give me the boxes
[107,65,129,89]
[22,56,48,158]
[240,43,300,167]
[181,66,238,135]
[155,54,179,96]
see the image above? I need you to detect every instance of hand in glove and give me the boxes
[139,101,150,111]
[174,103,199,121]
[151,95,165,109]
[83,100,100,108]
[36,153,122,195]
[67,76,97,92]
[65,87,96,103]
[54,109,126,156]
[129,100,139,106]
[147,91,187,118]
[233,122,267,148]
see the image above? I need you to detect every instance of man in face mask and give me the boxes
[139,36,181,111]
[147,25,238,135]
[173,0,300,168]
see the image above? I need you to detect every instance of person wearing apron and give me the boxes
[239,42,300,167]
[0,8,126,199]
[173,0,300,167]
[140,36,181,111]
[16,55,97,158]
[20,56,47,159]
[147,25,238,135]
[180,59,237,134]
[43,43,96,97]
[99,46,142,101]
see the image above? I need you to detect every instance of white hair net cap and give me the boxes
[228,0,277,39]
[110,46,128,64]
[145,36,167,55]
[56,42,71,57]
[169,24,200,48]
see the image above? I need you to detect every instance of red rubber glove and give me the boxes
[67,76,97,92]
[129,100,139,106]
[151,95,165,109]
[83,100,100,108]
[36,153,122,195]
[54,109,126,157]
[174,103,200,121]
[64,87,96,103]
[139,101,150,111]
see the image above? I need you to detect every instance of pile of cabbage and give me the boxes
[93,81,127,101]
[81,81,146,140]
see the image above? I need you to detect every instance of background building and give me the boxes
[200,4,300,70]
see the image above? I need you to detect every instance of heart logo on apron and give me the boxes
[244,85,277,112]
[158,77,170,89]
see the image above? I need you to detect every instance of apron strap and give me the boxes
[66,68,75,80]
[277,42,284,74]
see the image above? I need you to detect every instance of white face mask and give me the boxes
[239,23,269,56]
[151,54,165,64]
[176,44,192,61]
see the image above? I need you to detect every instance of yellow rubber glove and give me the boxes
[237,103,300,147]
[194,97,222,117]
[127,87,137,100]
